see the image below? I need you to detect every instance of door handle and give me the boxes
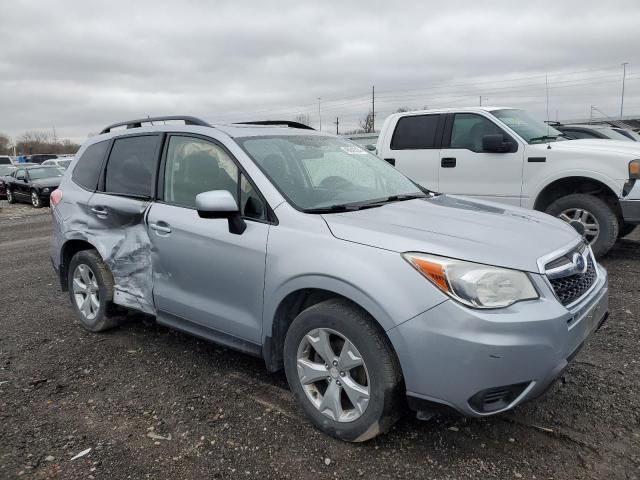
[149,222,172,234]
[384,158,396,166]
[91,206,108,217]
[441,157,457,168]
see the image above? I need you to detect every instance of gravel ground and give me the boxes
[0,204,638,479]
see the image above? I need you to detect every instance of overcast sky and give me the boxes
[1,0,639,143]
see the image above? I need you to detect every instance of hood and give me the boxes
[322,195,581,273]
[33,177,62,188]
[548,139,640,157]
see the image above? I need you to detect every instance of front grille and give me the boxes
[548,256,597,306]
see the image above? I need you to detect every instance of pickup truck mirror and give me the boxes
[482,134,514,153]
[195,190,246,235]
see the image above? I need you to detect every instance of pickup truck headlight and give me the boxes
[630,160,640,179]
[403,253,538,309]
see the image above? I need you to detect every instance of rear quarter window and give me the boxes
[72,140,110,190]
[390,115,440,150]
[104,135,160,197]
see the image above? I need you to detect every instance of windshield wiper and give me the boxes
[302,203,382,214]
[359,193,428,207]
[529,134,561,143]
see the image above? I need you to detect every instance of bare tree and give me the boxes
[0,134,11,155]
[360,111,375,133]
[15,130,79,155]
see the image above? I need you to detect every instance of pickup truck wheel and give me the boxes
[68,250,120,332]
[31,190,42,208]
[283,299,403,442]
[546,194,619,257]
[618,223,636,238]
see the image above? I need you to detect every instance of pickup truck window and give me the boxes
[391,114,440,150]
[491,109,565,145]
[450,114,505,152]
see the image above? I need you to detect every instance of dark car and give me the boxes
[5,165,64,207]
[0,164,17,199]
[26,154,59,164]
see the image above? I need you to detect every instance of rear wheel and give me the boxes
[67,250,120,332]
[284,299,403,442]
[31,190,41,208]
[6,188,15,204]
[546,194,618,257]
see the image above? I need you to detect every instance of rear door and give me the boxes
[86,133,162,314]
[438,112,524,206]
[147,134,270,346]
[382,114,443,192]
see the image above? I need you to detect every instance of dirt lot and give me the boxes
[0,203,638,479]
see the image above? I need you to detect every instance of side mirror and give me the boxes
[195,190,246,235]
[365,144,376,152]
[482,134,514,153]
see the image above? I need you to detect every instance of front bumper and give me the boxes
[387,265,608,417]
[620,199,640,224]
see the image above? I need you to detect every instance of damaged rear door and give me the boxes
[87,133,163,314]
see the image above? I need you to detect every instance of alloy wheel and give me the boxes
[72,264,100,321]
[31,192,40,207]
[296,328,370,422]
[558,208,600,245]
[7,190,12,202]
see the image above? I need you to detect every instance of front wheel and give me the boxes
[546,193,619,257]
[283,299,403,442]
[31,190,42,208]
[6,188,16,204]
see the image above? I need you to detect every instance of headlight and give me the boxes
[403,253,538,309]
[629,160,640,179]
[42,187,50,193]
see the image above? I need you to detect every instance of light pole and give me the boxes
[621,62,628,119]
[317,97,322,131]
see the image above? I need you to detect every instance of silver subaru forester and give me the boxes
[50,116,609,442]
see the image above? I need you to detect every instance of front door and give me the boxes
[438,113,524,206]
[147,134,270,345]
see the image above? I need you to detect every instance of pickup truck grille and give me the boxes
[548,255,597,306]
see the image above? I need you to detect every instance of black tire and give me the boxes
[67,249,120,332]
[283,299,403,442]
[6,188,16,204]
[31,190,42,208]
[618,223,637,238]
[545,194,619,257]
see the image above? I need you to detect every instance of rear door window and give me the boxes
[390,115,441,150]
[73,140,110,190]
[104,135,160,197]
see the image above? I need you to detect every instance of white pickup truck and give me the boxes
[377,107,640,256]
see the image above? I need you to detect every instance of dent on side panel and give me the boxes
[87,201,156,315]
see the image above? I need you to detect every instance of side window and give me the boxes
[163,136,239,209]
[450,113,505,152]
[240,174,267,220]
[73,140,110,190]
[390,115,440,150]
[105,135,160,197]
[16,169,25,180]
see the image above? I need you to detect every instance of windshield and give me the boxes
[491,109,566,144]
[237,135,426,211]
[614,128,640,141]
[0,165,16,175]
[599,128,635,141]
[28,167,64,179]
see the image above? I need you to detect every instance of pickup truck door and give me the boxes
[438,113,524,206]
[380,113,443,193]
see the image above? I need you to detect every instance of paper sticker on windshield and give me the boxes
[340,146,368,155]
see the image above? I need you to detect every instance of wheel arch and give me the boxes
[59,237,103,291]
[262,282,398,373]
[533,175,622,217]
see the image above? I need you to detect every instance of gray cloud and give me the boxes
[1,0,639,143]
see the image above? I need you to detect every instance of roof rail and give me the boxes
[234,120,315,130]
[100,116,211,134]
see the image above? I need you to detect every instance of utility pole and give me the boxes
[333,117,339,135]
[621,62,628,119]
[317,97,322,131]
[479,96,482,106]
[372,85,375,132]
